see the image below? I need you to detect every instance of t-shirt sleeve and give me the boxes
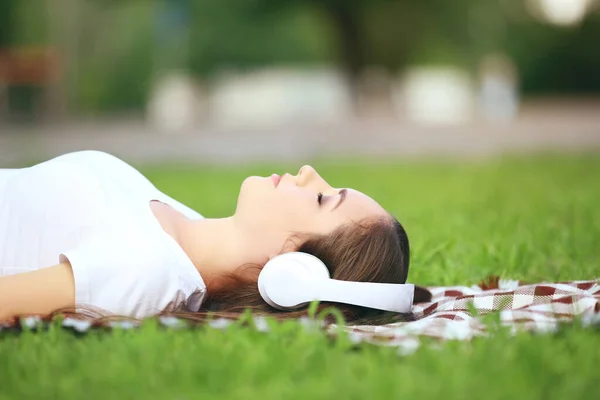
[59,228,191,318]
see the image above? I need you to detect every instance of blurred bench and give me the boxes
[0,47,63,123]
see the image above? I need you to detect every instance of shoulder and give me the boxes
[50,150,127,167]
[6,157,108,217]
[43,151,143,185]
[62,226,206,318]
[52,150,157,195]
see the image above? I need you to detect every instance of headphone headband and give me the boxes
[258,252,414,313]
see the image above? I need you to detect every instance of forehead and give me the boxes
[338,188,387,220]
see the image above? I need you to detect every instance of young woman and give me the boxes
[0,151,425,324]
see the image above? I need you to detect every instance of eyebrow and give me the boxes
[331,188,347,212]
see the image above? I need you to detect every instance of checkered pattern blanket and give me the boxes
[336,278,600,353]
[3,278,599,355]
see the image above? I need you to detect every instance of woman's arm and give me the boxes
[0,262,75,322]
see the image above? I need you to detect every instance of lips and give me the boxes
[271,174,281,187]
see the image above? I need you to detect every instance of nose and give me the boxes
[297,165,332,192]
[298,165,316,180]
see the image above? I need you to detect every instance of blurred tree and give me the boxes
[76,0,155,112]
[238,0,497,91]
[25,0,599,113]
[311,0,369,93]
[0,0,15,47]
[505,8,600,94]
[245,0,377,98]
[154,0,192,71]
[187,1,333,75]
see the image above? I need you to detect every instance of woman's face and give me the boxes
[234,165,388,244]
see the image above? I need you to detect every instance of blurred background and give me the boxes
[1,0,599,165]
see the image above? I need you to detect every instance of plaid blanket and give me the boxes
[336,278,600,353]
[3,278,599,355]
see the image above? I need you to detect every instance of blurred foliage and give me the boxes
[3,0,600,112]
[0,1,13,46]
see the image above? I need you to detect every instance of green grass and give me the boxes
[2,154,600,399]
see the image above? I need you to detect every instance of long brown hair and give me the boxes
[169,214,431,326]
[40,214,429,327]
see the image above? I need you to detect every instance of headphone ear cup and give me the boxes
[259,251,415,313]
[275,252,330,279]
[258,252,330,310]
[258,266,280,309]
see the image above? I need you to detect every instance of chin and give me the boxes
[239,176,268,202]
[235,176,273,221]
[241,175,266,190]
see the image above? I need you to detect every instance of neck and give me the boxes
[176,217,267,290]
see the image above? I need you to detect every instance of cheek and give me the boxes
[272,193,319,230]
[237,182,318,230]
[255,194,308,232]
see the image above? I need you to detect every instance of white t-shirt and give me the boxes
[0,150,206,318]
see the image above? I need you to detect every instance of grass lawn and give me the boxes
[1,153,599,399]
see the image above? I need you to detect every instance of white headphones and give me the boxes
[257,252,414,313]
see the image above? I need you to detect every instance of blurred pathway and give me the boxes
[1,99,599,166]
